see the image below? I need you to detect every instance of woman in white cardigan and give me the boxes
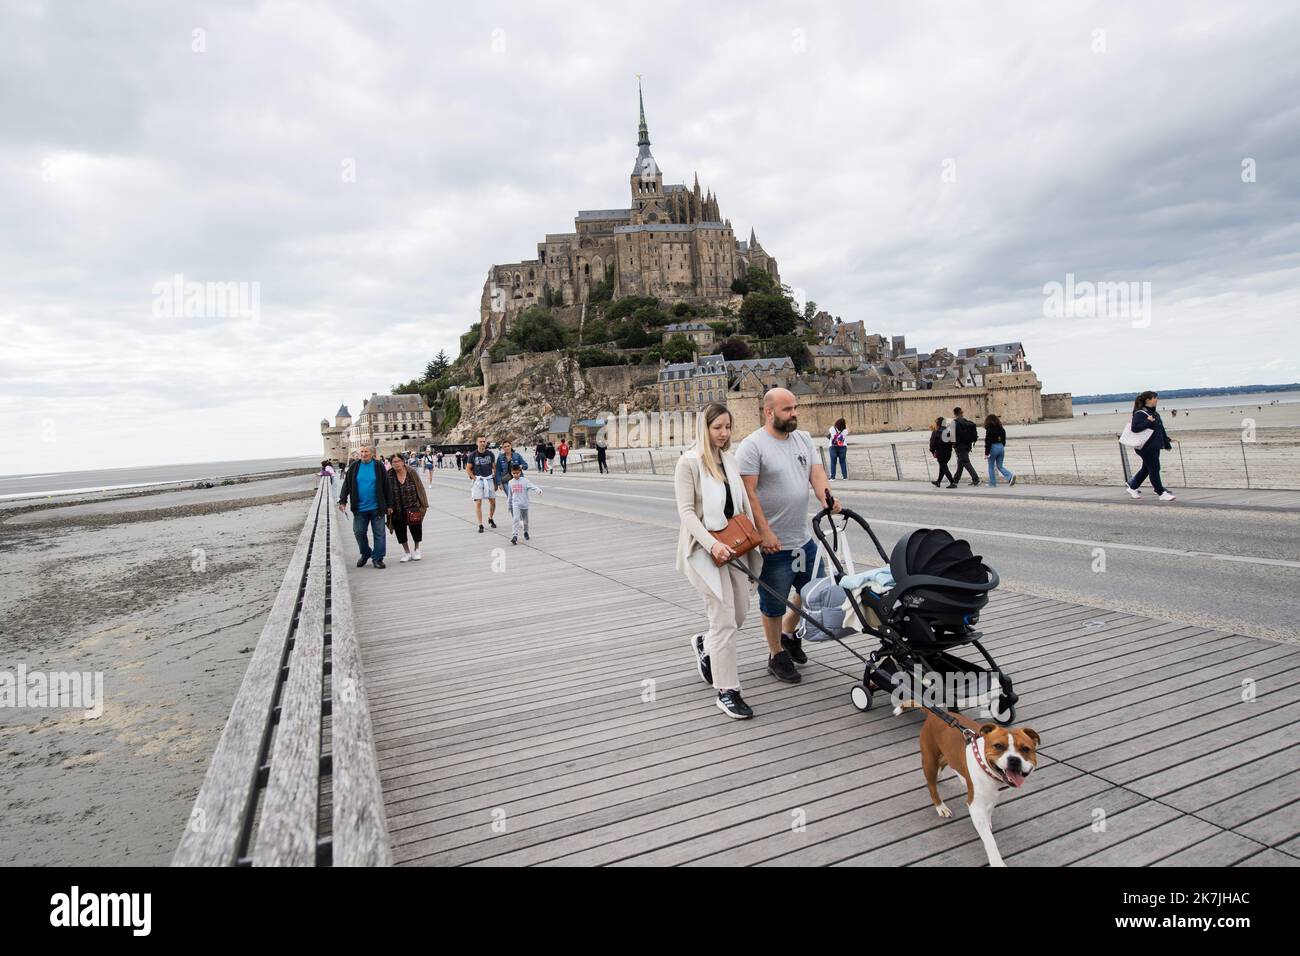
[675,402,763,719]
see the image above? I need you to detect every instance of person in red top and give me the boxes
[558,439,570,474]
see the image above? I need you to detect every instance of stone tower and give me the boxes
[321,403,351,460]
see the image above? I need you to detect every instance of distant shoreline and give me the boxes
[1073,384,1300,404]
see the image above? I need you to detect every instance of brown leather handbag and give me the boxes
[710,513,762,566]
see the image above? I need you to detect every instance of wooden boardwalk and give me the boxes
[340,477,1300,866]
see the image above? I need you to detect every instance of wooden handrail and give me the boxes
[173,478,390,866]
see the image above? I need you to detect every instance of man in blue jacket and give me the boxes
[337,444,388,568]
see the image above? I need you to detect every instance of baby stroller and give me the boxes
[742,501,1019,725]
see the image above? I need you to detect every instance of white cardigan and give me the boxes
[674,448,761,600]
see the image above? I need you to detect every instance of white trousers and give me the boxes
[695,562,752,692]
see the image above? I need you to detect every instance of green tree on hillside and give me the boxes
[730,265,778,297]
[739,292,798,338]
[718,337,751,361]
[509,306,567,352]
[661,334,696,364]
[459,322,481,356]
[605,295,660,322]
[425,350,451,381]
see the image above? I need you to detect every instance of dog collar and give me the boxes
[967,732,1010,786]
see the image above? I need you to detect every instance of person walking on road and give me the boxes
[544,440,557,474]
[738,387,839,686]
[930,416,957,488]
[337,443,388,569]
[675,402,762,719]
[595,436,609,474]
[950,406,981,486]
[319,460,336,499]
[827,418,849,480]
[465,436,498,532]
[534,440,547,473]
[386,453,428,562]
[506,463,542,545]
[983,414,1016,487]
[1126,391,1176,501]
[558,439,570,473]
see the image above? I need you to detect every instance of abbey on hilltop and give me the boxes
[476,81,780,354]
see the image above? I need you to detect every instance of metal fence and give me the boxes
[565,437,1298,490]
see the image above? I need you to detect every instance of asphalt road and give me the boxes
[433,470,1300,644]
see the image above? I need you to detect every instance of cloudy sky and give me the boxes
[3,0,1298,473]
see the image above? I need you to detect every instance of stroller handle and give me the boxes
[812,505,890,564]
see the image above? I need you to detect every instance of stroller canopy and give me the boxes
[890,528,989,585]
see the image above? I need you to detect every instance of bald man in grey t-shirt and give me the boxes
[737,387,839,684]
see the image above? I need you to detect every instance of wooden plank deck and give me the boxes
[340,477,1300,866]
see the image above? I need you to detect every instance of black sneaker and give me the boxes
[488,518,497,529]
[478,524,484,533]
[931,480,941,487]
[717,690,753,719]
[768,650,801,683]
[780,632,807,664]
[356,557,369,568]
[947,483,958,489]
[524,531,529,540]
[971,478,981,486]
[511,535,518,545]
[690,634,712,685]
[373,559,386,569]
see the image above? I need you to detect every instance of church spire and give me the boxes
[750,227,758,248]
[637,76,650,147]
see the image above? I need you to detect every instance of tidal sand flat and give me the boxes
[0,473,316,865]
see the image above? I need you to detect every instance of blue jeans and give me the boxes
[757,539,823,618]
[352,509,387,563]
[829,445,847,479]
[987,443,1013,486]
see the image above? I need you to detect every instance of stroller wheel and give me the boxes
[850,684,872,712]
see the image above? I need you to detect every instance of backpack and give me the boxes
[957,418,978,445]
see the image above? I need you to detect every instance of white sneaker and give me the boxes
[413,549,422,560]
[1125,485,1141,499]
[399,553,413,563]
[1159,491,1177,501]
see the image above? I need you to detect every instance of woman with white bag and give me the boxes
[675,403,764,719]
[1123,390,1176,501]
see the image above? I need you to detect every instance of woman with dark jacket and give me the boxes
[1126,390,1176,501]
[929,416,957,488]
[983,414,1015,487]
[386,454,430,561]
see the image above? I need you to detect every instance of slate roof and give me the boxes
[576,209,634,221]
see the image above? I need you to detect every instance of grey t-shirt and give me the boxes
[737,428,815,549]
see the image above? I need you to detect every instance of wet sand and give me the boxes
[0,473,316,865]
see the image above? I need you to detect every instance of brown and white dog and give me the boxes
[912,707,1040,867]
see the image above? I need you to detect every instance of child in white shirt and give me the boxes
[507,464,542,544]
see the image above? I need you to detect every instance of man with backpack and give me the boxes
[950,406,981,486]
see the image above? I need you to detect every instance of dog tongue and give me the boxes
[1005,768,1026,788]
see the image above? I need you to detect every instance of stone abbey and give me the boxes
[477,82,779,354]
